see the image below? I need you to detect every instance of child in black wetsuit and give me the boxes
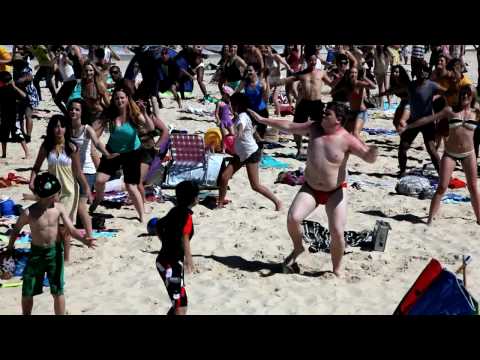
[155,181,199,316]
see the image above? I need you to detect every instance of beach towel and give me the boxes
[260,155,290,169]
[78,229,119,239]
[362,128,398,136]
[302,220,373,253]
[448,177,466,189]
[0,173,30,188]
[0,231,32,245]
[442,193,470,204]
[261,142,284,150]
[181,105,215,117]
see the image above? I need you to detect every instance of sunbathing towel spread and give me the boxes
[362,128,398,136]
[260,155,290,169]
[302,220,373,253]
[78,229,119,239]
[442,193,470,204]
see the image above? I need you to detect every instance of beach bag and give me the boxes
[396,176,432,197]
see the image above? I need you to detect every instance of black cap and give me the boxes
[34,172,61,198]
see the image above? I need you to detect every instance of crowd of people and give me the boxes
[1,44,479,315]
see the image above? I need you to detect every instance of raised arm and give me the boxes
[357,77,376,90]
[247,109,312,136]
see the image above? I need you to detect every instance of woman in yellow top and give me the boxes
[29,115,93,261]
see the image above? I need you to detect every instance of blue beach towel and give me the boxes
[260,155,290,169]
[442,193,470,204]
[362,128,397,136]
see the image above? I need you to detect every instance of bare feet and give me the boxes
[283,247,305,271]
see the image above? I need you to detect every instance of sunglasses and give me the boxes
[110,70,120,75]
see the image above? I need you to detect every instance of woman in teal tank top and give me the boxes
[90,87,154,223]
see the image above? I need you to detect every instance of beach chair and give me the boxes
[394,257,478,315]
[162,133,224,189]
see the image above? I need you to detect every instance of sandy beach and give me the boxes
[0,49,478,315]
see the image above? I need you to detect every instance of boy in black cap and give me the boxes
[7,172,95,315]
[155,180,199,315]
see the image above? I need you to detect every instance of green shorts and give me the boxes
[22,242,64,297]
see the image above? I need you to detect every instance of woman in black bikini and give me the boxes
[400,85,480,225]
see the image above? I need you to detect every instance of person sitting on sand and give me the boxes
[218,93,282,211]
[399,85,480,225]
[7,172,95,315]
[275,52,335,159]
[154,180,199,316]
[248,102,378,276]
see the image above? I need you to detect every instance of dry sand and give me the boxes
[0,50,479,315]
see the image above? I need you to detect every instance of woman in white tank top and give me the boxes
[68,99,117,239]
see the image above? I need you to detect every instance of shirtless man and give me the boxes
[248,102,378,276]
[275,53,335,158]
[7,172,95,315]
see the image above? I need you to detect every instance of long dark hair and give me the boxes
[42,115,76,157]
[68,98,93,126]
[389,65,411,89]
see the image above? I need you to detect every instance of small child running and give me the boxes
[154,181,199,315]
[7,172,95,315]
[215,85,236,152]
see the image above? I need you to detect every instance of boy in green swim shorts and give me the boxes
[7,172,95,315]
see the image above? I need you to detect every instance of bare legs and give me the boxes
[126,183,145,223]
[218,159,282,210]
[22,295,65,315]
[77,197,93,237]
[245,162,282,211]
[91,172,145,223]
[430,154,480,225]
[285,184,347,276]
[138,162,150,213]
[325,189,348,276]
[284,186,317,267]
